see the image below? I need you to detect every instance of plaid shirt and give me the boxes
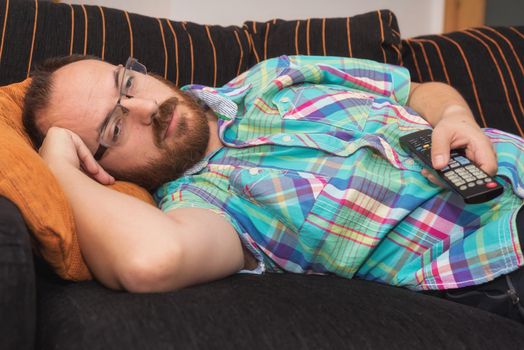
[154,55,524,291]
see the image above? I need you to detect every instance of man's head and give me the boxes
[23,55,210,190]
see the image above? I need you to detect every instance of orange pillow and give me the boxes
[0,79,155,281]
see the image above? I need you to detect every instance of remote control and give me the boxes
[399,129,503,204]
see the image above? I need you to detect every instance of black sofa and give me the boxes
[1,1,524,349]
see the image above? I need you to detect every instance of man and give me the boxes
[23,55,524,321]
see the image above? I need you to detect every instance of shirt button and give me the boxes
[249,168,259,175]
[405,158,415,166]
[282,135,292,142]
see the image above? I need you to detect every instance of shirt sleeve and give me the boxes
[155,183,267,275]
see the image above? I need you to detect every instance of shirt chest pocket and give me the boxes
[273,86,373,132]
[228,167,330,232]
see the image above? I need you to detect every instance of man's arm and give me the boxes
[39,127,246,292]
[406,82,497,183]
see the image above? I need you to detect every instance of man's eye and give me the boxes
[123,75,134,92]
[111,119,123,142]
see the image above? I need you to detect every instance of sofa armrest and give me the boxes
[0,196,36,350]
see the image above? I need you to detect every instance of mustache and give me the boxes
[152,96,179,145]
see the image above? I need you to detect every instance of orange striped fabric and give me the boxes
[165,19,179,86]
[97,5,105,59]
[0,0,8,63]
[402,26,524,137]
[156,17,168,79]
[204,25,217,87]
[0,0,251,88]
[346,17,352,57]
[68,4,74,55]
[80,4,88,55]
[26,0,37,78]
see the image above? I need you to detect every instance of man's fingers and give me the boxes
[421,168,447,188]
[430,127,452,169]
[469,139,498,176]
[69,132,115,185]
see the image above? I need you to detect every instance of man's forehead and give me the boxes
[40,59,119,150]
[56,58,116,74]
[53,59,116,91]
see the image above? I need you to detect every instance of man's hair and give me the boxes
[22,54,100,148]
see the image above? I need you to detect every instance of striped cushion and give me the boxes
[244,10,402,66]
[0,0,252,87]
[402,27,524,137]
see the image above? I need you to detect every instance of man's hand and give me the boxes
[39,126,115,185]
[421,105,498,187]
[407,82,498,188]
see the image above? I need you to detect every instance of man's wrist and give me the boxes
[439,104,480,128]
[44,158,81,179]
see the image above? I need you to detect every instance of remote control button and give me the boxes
[486,182,498,188]
[485,178,492,183]
[454,180,465,186]
[450,162,460,168]
[468,182,475,187]
[460,185,468,190]
[455,156,471,165]
[476,180,484,185]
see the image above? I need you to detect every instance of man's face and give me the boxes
[38,59,210,190]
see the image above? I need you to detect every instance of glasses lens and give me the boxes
[119,58,147,96]
[125,57,147,74]
[100,105,127,147]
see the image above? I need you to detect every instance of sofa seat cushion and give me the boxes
[36,271,524,350]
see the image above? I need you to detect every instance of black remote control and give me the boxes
[399,129,503,204]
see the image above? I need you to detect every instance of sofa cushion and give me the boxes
[0,196,36,350]
[0,0,251,87]
[0,79,155,280]
[244,10,402,66]
[36,271,524,350]
[402,26,524,137]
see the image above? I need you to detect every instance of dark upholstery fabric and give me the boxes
[36,271,524,350]
[402,26,524,137]
[245,10,402,66]
[0,0,252,87]
[0,197,35,350]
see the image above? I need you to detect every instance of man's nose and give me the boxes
[121,97,158,125]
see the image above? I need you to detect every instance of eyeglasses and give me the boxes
[93,57,148,161]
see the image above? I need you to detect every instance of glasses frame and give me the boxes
[93,57,147,161]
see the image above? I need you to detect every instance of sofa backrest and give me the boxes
[402,28,524,137]
[0,0,401,87]
[0,0,522,137]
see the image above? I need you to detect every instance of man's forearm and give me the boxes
[407,82,479,128]
[47,161,181,289]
